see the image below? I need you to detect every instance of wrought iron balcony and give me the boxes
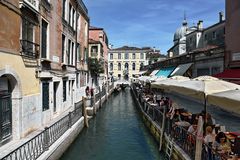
[20,40,39,58]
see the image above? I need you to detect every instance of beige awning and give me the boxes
[169,76,240,101]
[207,89,240,115]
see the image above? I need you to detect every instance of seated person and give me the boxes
[188,120,198,136]
[204,126,216,146]
[213,132,231,156]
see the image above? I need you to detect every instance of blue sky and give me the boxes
[84,0,225,54]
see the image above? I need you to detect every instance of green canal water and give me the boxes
[60,89,164,160]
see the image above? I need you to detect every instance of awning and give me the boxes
[214,69,240,79]
[207,89,240,115]
[170,63,193,76]
[155,66,175,78]
[138,70,147,75]
[150,70,159,76]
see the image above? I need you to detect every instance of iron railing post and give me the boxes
[44,127,49,151]
[68,112,72,128]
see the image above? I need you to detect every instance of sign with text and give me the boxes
[232,52,240,61]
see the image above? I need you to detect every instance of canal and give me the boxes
[60,89,164,160]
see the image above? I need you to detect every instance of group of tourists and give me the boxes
[135,83,239,160]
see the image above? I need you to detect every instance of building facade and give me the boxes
[108,46,148,80]
[0,0,89,148]
[89,26,109,82]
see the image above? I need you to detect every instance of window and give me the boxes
[125,53,128,59]
[71,42,74,65]
[140,62,144,70]
[118,63,121,71]
[84,48,88,64]
[110,63,113,71]
[21,18,35,56]
[68,39,71,64]
[132,63,136,70]
[212,31,216,39]
[118,53,121,59]
[63,79,67,101]
[197,68,210,76]
[72,9,75,29]
[62,34,65,63]
[42,81,49,111]
[41,19,48,58]
[76,73,79,88]
[110,53,113,59]
[125,63,129,70]
[69,4,72,24]
[62,0,66,19]
[132,53,136,59]
[77,43,81,62]
[204,34,208,41]
[140,53,144,59]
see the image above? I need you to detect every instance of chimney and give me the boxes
[197,20,203,30]
[219,11,224,22]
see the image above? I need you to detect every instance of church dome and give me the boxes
[173,20,188,42]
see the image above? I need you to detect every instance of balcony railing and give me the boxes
[20,40,39,58]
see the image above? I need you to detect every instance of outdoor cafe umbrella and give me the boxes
[151,76,190,91]
[207,89,240,115]
[168,76,240,113]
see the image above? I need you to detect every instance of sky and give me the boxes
[83,0,225,54]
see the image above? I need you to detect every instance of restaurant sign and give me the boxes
[232,52,240,61]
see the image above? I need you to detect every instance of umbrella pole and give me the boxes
[203,94,207,134]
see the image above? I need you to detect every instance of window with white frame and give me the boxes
[62,0,66,19]
[69,4,72,24]
[41,19,48,59]
[132,63,136,70]
[62,34,66,63]
[125,53,129,59]
[118,53,121,59]
[132,53,136,59]
[110,53,113,59]
[118,63,121,71]
[110,63,113,71]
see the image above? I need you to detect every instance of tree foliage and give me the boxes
[88,58,104,75]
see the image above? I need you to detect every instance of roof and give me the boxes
[89,39,101,44]
[89,26,104,30]
[109,46,151,52]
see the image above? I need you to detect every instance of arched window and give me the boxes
[140,62,144,70]
[110,63,113,71]
[118,63,121,71]
[132,63,136,70]
[125,63,129,70]
[118,53,121,59]
[110,53,113,59]
[132,53,136,59]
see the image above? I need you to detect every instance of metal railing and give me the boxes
[20,40,39,58]
[171,125,196,159]
[2,100,83,160]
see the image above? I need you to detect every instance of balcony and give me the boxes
[20,40,39,58]
[19,0,39,13]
